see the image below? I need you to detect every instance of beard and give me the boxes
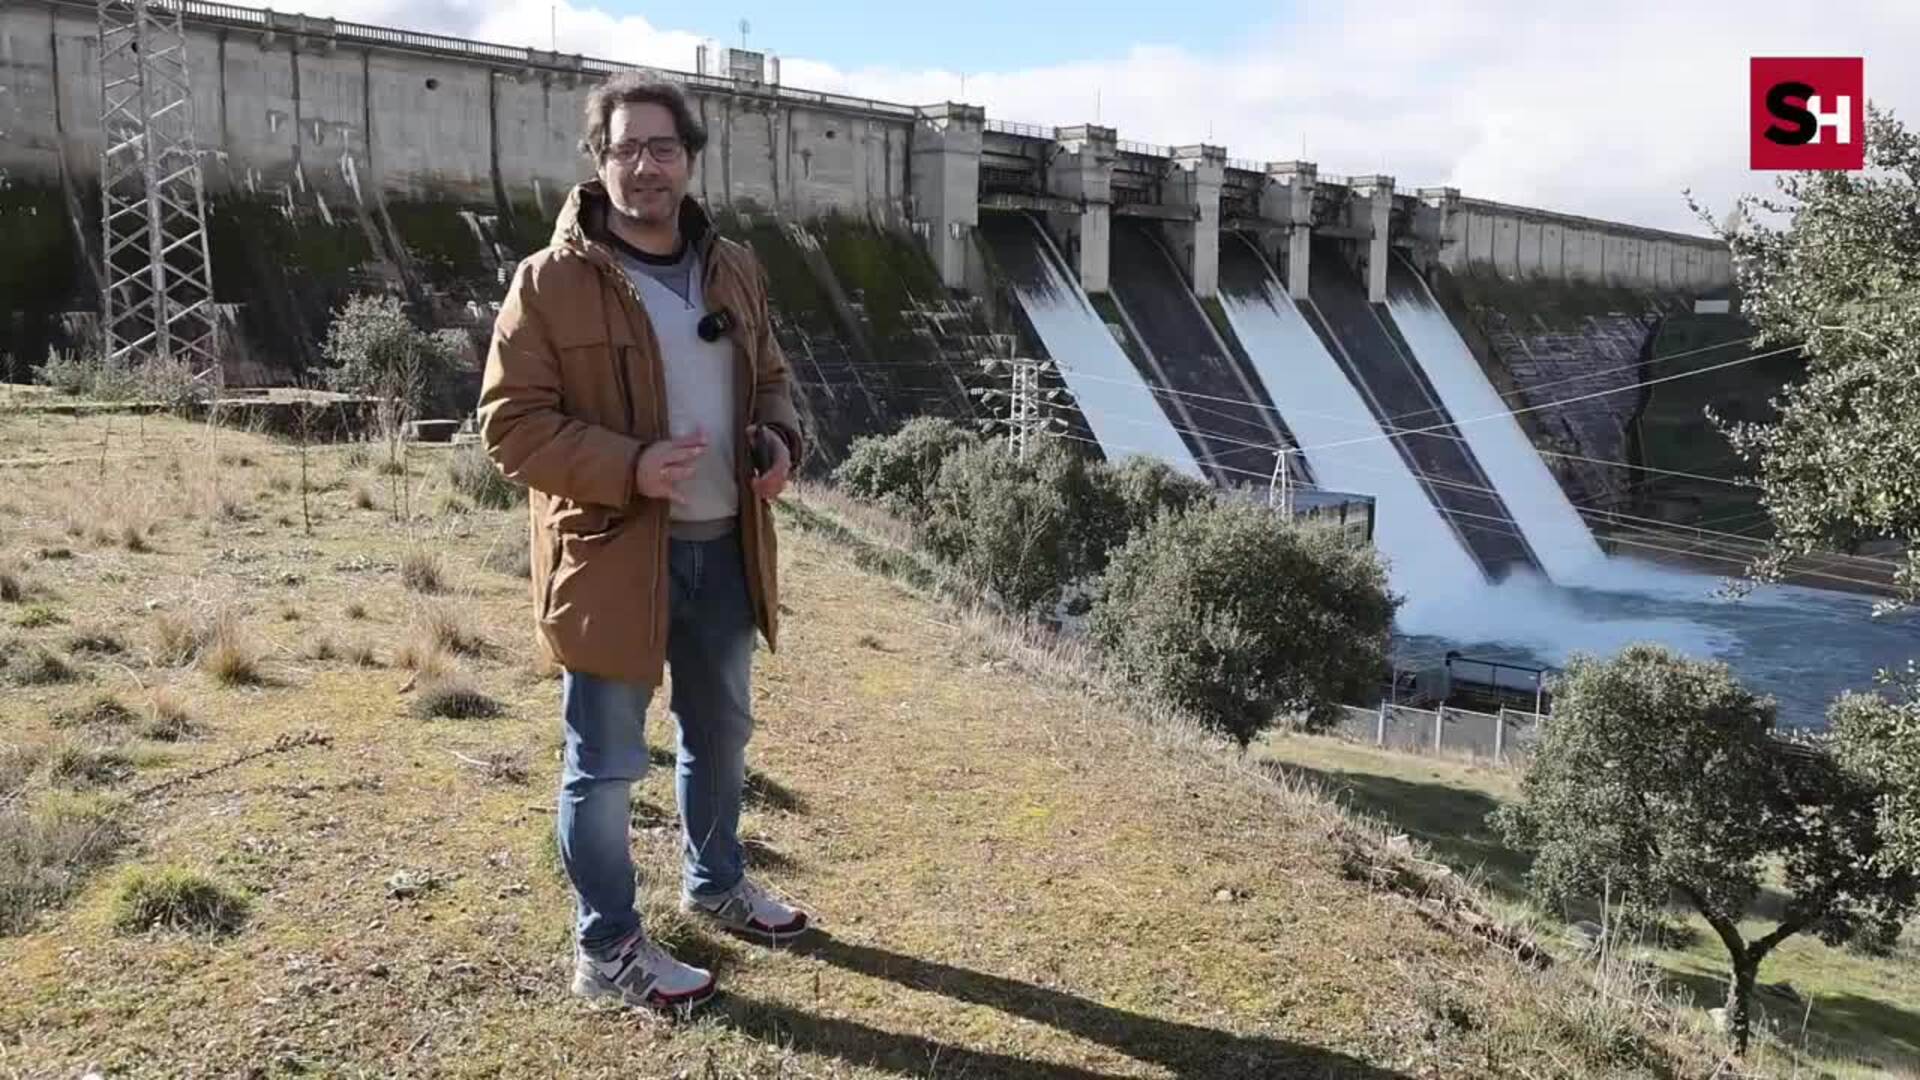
[610,182,679,227]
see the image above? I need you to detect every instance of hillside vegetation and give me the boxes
[0,406,1767,1078]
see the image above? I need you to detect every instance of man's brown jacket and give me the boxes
[478,181,804,686]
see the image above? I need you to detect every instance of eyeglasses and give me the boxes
[603,137,686,165]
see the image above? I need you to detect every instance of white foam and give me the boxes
[1006,217,1204,480]
[1219,240,1726,658]
[1386,259,1606,582]
[1216,246,1483,621]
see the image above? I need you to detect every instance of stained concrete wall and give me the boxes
[1434,196,1729,292]
[0,0,912,221]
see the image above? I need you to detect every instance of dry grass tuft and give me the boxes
[0,568,28,603]
[0,743,48,798]
[346,642,380,668]
[410,678,503,720]
[480,528,531,578]
[198,615,263,688]
[120,522,152,553]
[13,604,66,629]
[0,791,130,935]
[110,865,252,937]
[400,549,446,595]
[395,636,451,681]
[420,604,487,658]
[139,690,197,742]
[351,484,375,511]
[5,641,77,686]
[47,743,136,790]
[149,610,208,667]
[302,636,337,662]
[66,626,127,656]
[51,692,138,730]
[345,601,368,621]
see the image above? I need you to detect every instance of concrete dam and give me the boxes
[9,0,1912,727]
[2,1,1747,591]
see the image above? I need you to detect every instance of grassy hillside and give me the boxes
[0,405,1782,1078]
[1254,734,1920,1078]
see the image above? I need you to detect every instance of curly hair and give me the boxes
[579,73,709,161]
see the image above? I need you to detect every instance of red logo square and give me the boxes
[1751,57,1865,170]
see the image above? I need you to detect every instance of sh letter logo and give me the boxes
[1752,57,1864,170]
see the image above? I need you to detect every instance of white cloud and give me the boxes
[296,0,1920,234]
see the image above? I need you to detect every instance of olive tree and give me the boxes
[1494,645,1919,1055]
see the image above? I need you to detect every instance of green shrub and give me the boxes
[834,417,979,514]
[35,351,203,405]
[447,441,524,509]
[320,294,468,419]
[110,866,252,936]
[1100,455,1216,540]
[1089,498,1398,745]
[920,441,1082,615]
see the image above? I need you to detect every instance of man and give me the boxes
[478,73,809,1014]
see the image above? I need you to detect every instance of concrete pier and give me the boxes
[1166,144,1225,299]
[910,103,984,289]
[1047,124,1117,294]
[1356,175,1395,303]
[1262,162,1318,300]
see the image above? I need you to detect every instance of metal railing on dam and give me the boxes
[45,0,922,120]
[984,119,1054,139]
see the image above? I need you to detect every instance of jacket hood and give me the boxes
[550,180,718,259]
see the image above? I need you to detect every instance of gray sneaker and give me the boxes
[571,929,716,1013]
[680,877,810,943]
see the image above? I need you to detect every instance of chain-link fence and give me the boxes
[1331,702,1543,763]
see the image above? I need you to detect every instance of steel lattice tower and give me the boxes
[98,0,219,383]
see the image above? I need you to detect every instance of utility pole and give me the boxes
[1269,447,1296,515]
[97,0,219,389]
[972,353,1065,459]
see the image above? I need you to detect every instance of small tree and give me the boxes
[1700,106,1920,607]
[1494,645,1919,1055]
[320,294,465,481]
[1088,497,1396,745]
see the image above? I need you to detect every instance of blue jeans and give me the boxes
[556,533,757,958]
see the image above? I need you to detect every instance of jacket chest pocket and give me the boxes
[550,334,637,436]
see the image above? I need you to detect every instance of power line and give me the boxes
[1292,345,1801,455]
[1055,402,1903,588]
[1045,350,1777,492]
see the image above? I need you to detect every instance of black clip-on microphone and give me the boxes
[696,308,735,342]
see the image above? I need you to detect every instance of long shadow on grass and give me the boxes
[721,931,1416,1079]
[1665,969,1920,1071]
[1263,761,1532,902]
[647,745,806,814]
